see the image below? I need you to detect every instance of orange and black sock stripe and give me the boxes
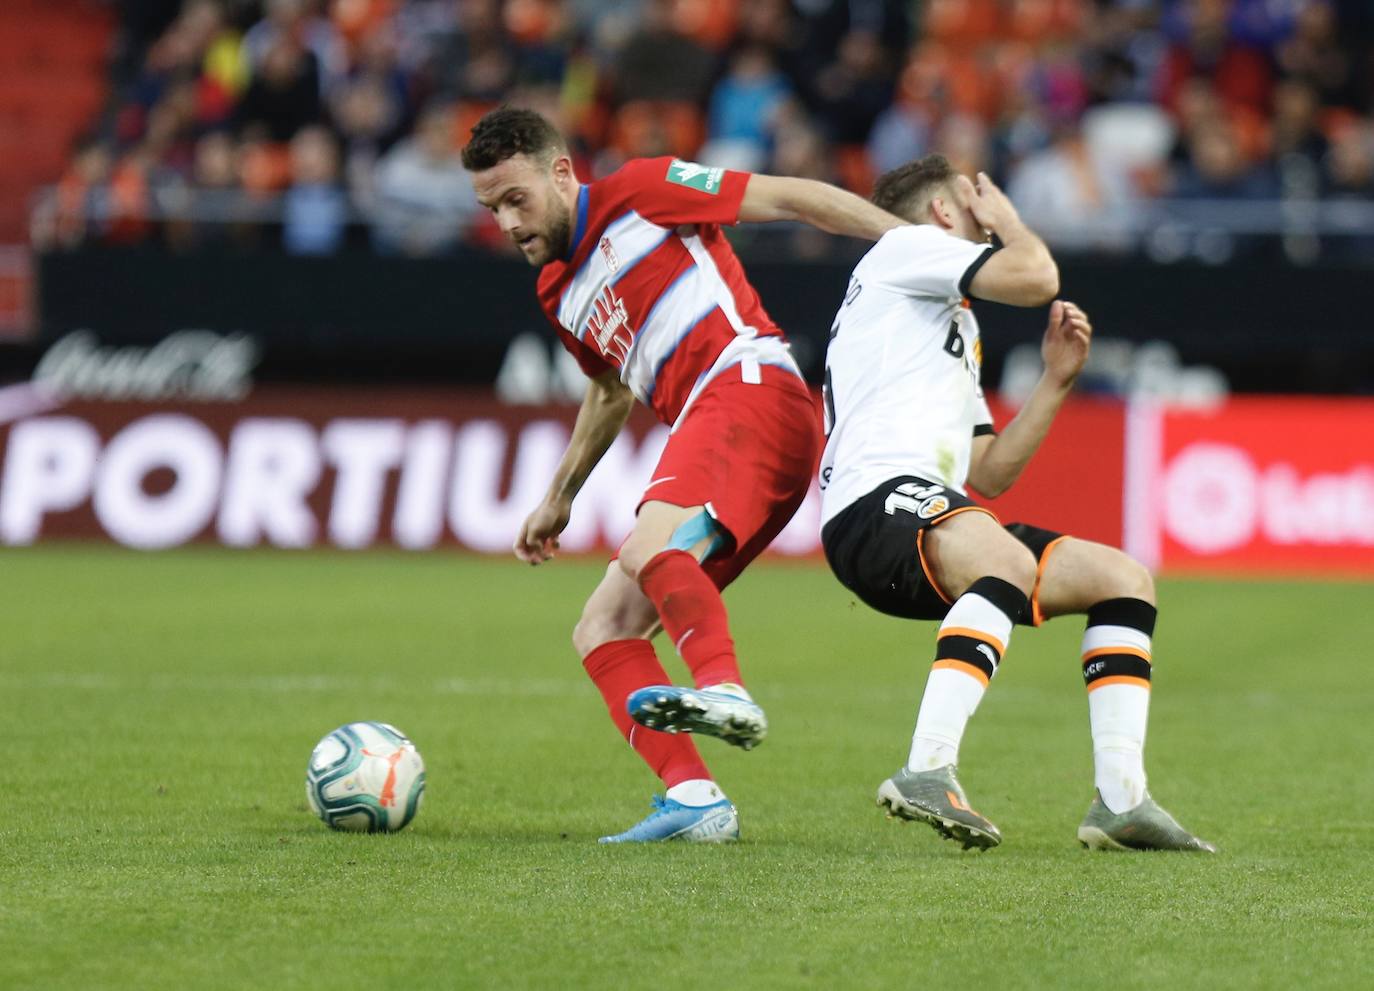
[1081,597,1156,692]
[934,577,1026,687]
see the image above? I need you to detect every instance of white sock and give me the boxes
[908,667,987,770]
[908,579,1022,772]
[666,778,725,806]
[1089,684,1150,813]
[1081,602,1155,814]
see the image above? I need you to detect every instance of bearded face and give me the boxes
[472,153,576,267]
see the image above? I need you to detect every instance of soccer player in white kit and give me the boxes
[819,155,1215,852]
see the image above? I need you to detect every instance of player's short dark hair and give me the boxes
[871,154,959,221]
[460,107,567,172]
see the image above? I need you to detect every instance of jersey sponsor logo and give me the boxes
[599,235,621,273]
[666,159,724,195]
[917,495,950,519]
[587,285,633,363]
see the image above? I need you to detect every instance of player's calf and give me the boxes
[907,575,1028,773]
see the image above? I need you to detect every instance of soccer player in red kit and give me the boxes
[462,108,906,842]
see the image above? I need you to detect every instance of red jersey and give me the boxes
[536,157,800,426]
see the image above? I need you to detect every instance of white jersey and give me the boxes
[819,224,998,527]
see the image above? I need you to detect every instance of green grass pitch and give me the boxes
[2,546,1370,989]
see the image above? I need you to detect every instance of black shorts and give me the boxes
[821,475,1067,625]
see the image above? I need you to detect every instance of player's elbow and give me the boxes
[1028,265,1059,306]
[972,476,1011,499]
[968,464,1013,499]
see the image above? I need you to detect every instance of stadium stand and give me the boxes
[13,0,1374,262]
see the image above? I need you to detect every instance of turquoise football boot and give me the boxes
[627,685,767,750]
[598,795,740,844]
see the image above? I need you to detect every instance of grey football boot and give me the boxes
[876,765,1002,850]
[1077,790,1218,852]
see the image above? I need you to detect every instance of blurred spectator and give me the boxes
[613,0,715,105]
[701,46,793,172]
[372,104,480,255]
[1174,116,1279,198]
[934,112,991,178]
[735,0,799,59]
[45,137,115,248]
[332,73,408,206]
[1158,0,1273,119]
[282,126,349,254]
[243,0,347,95]
[1321,122,1374,257]
[1008,124,1142,249]
[1275,0,1353,109]
[1272,78,1329,165]
[427,0,517,101]
[866,97,932,177]
[811,30,895,144]
[1271,77,1329,197]
[1325,122,1374,196]
[45,0,1374,259]
[165,131,260,251]
[237,38,324,140]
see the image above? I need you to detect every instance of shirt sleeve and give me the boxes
[619,156,750,228]
[870,225,999,300]
[973,389,996,435]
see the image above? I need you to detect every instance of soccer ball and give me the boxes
[305,721,426,833]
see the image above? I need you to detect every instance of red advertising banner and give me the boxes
[1124,398,1374,575]
[982,396,1125,547]
[0,386,1127,558]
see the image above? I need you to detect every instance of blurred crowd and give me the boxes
[38,0,1374,258]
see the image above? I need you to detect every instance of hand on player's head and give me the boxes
[966,172,1019,234]
[951,174,976,210]
[932,174,988,243]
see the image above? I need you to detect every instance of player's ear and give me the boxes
[928,195,955,231]
[551,152,575,186]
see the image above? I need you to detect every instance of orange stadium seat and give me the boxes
[835,144,875,196]
[0,0,111,240]
[672,0,740,50]
[611,101,705,161]
[239,142,293,196]
[920,0,1001,50]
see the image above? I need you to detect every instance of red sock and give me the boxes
[582,639,712,789]
[637,549,743,689]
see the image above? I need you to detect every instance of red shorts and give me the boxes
[635,364,820,590]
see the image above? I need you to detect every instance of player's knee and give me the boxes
[1113,555,1156,604]
[616,546,648,584]
[991,543,1038,598]
[572,611,611,658]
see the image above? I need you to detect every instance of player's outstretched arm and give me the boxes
[738,174,907,241]
[967,300,1092,498]
[514,369,635,564]
[962,173,1059,307]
